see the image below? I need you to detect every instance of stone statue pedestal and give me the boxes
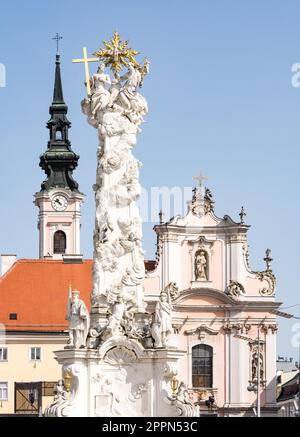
[190,280,212,289]
[46,338,187,417]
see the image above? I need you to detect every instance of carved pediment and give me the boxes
[187,235,213,248]
[184,324,219,340]
[221,215,240,226]
[99,337,145,360]
[174,288,238,306]
[104,346,137,365]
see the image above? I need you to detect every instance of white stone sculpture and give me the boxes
[45,34,189,418]
[44,379,68,417]
[105,295,126,337]
[53,380,67,403]
[152,290,173,348]
[90,63,111,119]
[174,382,200,417]
[80,37,149,338]
[66,289,90,349]
[195,250,207,280]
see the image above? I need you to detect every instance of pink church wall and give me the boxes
[210,240,223,290]
[181,241,191,289]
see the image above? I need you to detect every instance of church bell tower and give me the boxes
[34,54,84,259]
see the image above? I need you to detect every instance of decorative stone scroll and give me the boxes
[256,270,276,297]
[226,280,246,298]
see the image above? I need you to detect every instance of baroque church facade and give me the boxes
[0,55,280,416]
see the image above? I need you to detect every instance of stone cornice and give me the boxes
[146,287,281,312]
[174,288,239,305]
[154,224,250,236]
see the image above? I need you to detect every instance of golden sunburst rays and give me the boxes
[93,31,142,77]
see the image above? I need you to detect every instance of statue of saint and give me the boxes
[66,289,90,349]
[105,295,125,336]
[116,62,148,124]
[89,63,111,118]
[195,250,207,280]
[251,351,264,382]
[151,290,173,348]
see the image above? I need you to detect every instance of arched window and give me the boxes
[192,344,213,388]
[53,231,66,254]
[55,129,62,141]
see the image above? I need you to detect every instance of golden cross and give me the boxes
[72,47,99,96]
[193,171,208,189]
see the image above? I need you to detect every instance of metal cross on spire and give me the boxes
[52,33,63,54]
[193,171,208,189]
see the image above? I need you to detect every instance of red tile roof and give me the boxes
[0,259,92,332]
[0,258,156,332]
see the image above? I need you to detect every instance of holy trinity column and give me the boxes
[74,32,150,342]
[45,33,199,418]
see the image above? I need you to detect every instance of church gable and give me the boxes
[153,185,276,303]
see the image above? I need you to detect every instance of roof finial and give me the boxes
[239,206,246,224]
[264,248,273,271]
[159,209,164,224]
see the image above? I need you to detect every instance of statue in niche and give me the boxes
[251,349,264,382]
[66,289,90,349]
[151,290,173,348]
[195,250,208,281]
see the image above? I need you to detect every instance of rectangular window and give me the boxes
[9,313,17,320]
[30,347,41,361]
[0,348,8,361]
[0,382,8,400]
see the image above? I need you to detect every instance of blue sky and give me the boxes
[0,0,300,358]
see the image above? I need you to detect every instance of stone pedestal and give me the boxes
[45,338,187,417]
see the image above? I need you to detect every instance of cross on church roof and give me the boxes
[52,33,63,54]
[193,171,208,189]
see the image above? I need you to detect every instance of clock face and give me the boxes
[52,195,68,211]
